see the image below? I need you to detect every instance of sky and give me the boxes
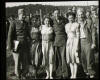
[6,1,99,8]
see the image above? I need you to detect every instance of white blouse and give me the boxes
[41,25,53,34]
[65,22,79,38]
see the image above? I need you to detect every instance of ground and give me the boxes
[6,51,99,80]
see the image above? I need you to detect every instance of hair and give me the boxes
[43,15,53,26]
[86,9,91,14]
[67,12,76,19]
[77,8,85,14]
[92,7,97,11]
[31,15,40,20]
[76,8,87,19]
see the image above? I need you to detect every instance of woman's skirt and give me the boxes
[42,41,54,69]
[30,40,42,67]
[66,38,79,64]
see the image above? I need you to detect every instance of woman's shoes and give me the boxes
[45,76,53,79]
[70,76,76,79]
[90,75,95,78]
[45,76,49,79]
[70,76,73,79]
[50,76,53,79]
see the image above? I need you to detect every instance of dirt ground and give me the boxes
[6,51,99,80]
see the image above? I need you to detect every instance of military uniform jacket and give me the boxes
[7,19,30,51]
[79,19,96,45]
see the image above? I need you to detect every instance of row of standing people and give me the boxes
[7,7,98,79]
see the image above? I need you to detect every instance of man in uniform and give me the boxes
[7,9,31,79]
[52,9,68,78]
[77,8,96,78]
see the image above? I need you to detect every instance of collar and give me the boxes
[78,20,87,28]
[78,20,87,25]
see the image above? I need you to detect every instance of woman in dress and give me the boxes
[65,12,80,79]
[41,16,54,79]
[29,15,42,78]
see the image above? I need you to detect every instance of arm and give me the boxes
[91,22,96,49]
[76,24,80,51]
[7,21,15,51]
[26,22,32,42]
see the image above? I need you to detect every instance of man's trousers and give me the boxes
[80,38,95,75]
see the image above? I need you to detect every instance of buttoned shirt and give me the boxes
[79,21,87,39]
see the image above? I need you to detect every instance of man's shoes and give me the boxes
[90,75,95,78]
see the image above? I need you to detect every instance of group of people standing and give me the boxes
[7,6,99,79]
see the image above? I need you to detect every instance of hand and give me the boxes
[6,46,12,53]
[91,44,96,49]
[6,46,8,50]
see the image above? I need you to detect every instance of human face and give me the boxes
[31,18,37,24]
[68,15,74,23]
[77,11,85,21]
[92,10,97,16]
[18,13,25,20]
[54,10,60,18]
[44,18,50,25]
[91,6,95,11]
[86,12,90,18]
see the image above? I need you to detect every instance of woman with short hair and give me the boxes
[41,16,54,79]
[65,12,80,79]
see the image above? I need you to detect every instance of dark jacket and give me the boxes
[53,16,67,47]
[7,19,30,51]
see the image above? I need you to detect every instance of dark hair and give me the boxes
[86,9,91,14]
[67,12,76,19]
[31,15,40,20]
[43,15,53,26]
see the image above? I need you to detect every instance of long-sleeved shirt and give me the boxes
[7,19,30,50]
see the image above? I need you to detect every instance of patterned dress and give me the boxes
[41,25,54,69]
[65,22,80,63]
[30,27,42,66]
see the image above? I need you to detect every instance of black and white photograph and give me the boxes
[6,1,99,79]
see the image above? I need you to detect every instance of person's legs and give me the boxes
[12,52,19,76]
[42,42,50,78]
[73,63,77,78]
[85,43,95,77]
[46,69,49,79]
[49,43,54,79]
[60,45,68,78]
[70,63,74,78]
[49,64,53,79]
[42,42,46,66]
[81,41,88,74]
[55,47,62,77]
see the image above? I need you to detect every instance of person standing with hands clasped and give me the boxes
[65,12,80,79]
[41,16,54,79]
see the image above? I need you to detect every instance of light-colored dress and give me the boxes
[65,22,80,63]
[41,25,54,68]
